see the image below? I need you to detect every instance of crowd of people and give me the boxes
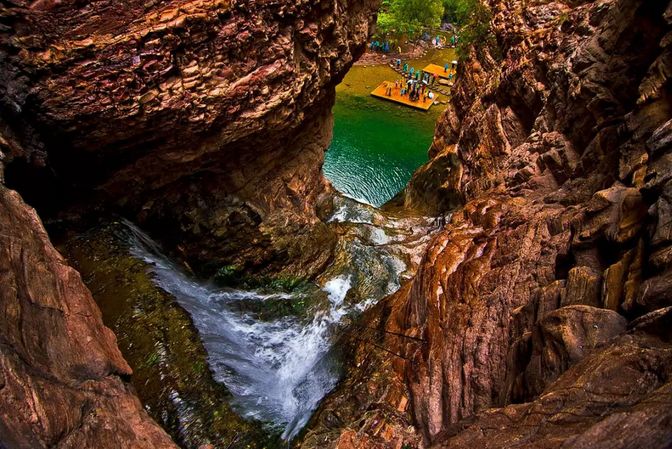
[378,58,461,105]
[383,76,436,104]
[369,32,460,56]
[368,33,460,107]
[370,40,394,53]
[394,59,457,83]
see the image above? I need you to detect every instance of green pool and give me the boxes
[324,48,455,207]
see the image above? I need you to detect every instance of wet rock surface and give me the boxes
[300,0,672,448]
[3,0,672,447]
[56,199,437,448]
[0,187,176,449]
[60,223,278,449]
[0,0,381,446]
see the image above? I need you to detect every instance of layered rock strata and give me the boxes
[1,0,378,276]
[0,186,177,449]
[301,0,672,447]
[60,223,277,449]
[0,0,380,446]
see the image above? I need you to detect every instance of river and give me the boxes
[113,49,454,445]
[323,47,456,207]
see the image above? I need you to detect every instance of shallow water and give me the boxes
[324,47,456,207]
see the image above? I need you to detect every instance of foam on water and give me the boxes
[123,222,359,441]
[369,227,390,245]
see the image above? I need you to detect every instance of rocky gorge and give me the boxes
[1,0,672,449]
[301,0,672,447]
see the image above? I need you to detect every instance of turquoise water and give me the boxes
[324,49,454,207]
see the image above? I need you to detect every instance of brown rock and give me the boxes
[0,186,176,449]
[562,266,602,307]
[433,329,672,449]
[301,1,672,448]
[520,305,627,399]
[1,0,380,277]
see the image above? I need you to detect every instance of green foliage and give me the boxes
[455,0,495,59]
[192,360,207,374]
[376,0,444,35]
[213,264,242,286]
[263,276,308,293]
[143,351,161,368]
[442,0,478,24]
[213,265,310,294]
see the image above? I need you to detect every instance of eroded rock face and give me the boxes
[0,186,177,449]
[301,0,672,448]
[0,0,379,276]
[435,314,672,449]
[0,0,381,445]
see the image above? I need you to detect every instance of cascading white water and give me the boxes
[123,222,357,440]
[116,195,437,441]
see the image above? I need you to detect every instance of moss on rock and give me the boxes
[61,222,282,449]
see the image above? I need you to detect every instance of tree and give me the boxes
[392,0,444,30]
[454,0,496,59]
[376,0,444,36]
[442,0,479,25]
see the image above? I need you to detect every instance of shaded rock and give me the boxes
[432,330,672,449]
[385,144,463,215]
[578,184,647,245]
[649,179,672,270]
[636,269,672,313]
[600,240,644,315]
[519,305,627,400]
[60,223,278,449]
[0,186,176,449]
[300,1,672,448]
[629,306,672,339]
[1,0,380,278]
[562,266,602,307]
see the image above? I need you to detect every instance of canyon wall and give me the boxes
[1,0,378,276]
[0,186,178,449]
[301,0,672,447]
[0,0,379,446]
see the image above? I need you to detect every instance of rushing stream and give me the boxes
[124,223,350,440]
[111,50,455,443]
[119,201,435,441]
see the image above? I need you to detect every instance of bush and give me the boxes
[376,0,443,35]
[455,0,496,60]
[213,265,310,294]
[442,0,479,24]
[213,265,242,286]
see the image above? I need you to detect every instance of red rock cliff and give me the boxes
[0,0,379,446]
[0,186,177,449]
[300,0,672,448]
[1,0,379,276]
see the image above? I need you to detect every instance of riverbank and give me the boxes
[354,40,456,67]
